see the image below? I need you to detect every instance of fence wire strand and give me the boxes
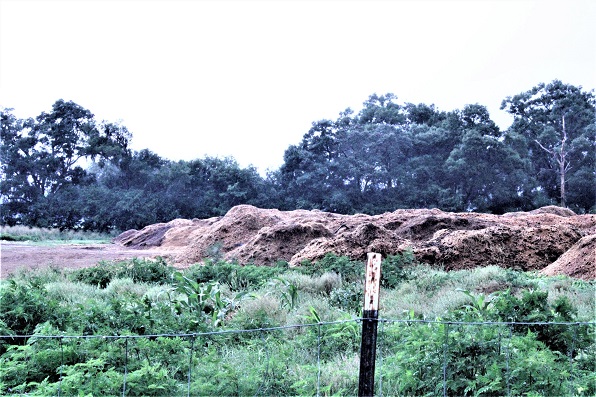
[506,324,512,397]
[186,334,195,397]
[442,322,449,397]
[569,323,577,396]
[121,337,128,397]
[316,322,321,397]
[0,318,593,396]
[58,337,63,397]
[377,318,385,397]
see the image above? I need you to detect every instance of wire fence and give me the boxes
[1,318,595,396]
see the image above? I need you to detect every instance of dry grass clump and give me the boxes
[103,278,152,298]
[280,271,341,295]
[44,281,102,304]
[1,225,111,242]
[231,293,287,328]
[318,353,359,394]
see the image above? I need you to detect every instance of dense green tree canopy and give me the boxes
[1,81,594,231]
[278,95,530,213]
[1,101,131,226]
[501,80,596,211]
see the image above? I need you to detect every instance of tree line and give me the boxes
[1,80,594,232]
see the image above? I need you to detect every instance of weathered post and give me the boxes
[358,252,382,397]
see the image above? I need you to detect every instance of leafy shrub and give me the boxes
[329,282,363,313]
[124,361,183,396]
[32,358,123,396]
[381,250,416,288]
[0,279,66,338]
[70,257,174,287]
[380,319,595,397]
[453,289,593,355]
[299,254,364,283]
[69,263,115,288]
[184,261,284,290]
[301,251,417,288]
[0,322,79,392]
[0,256,593,397]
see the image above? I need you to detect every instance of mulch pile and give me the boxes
[114,205,596,280]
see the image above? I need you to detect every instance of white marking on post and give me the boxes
[364,252,382,312]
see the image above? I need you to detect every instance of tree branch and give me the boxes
[534,139,553,155]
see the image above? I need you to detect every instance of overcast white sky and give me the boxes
[1,0,595,173]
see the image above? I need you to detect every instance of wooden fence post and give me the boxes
[358,252,382,397]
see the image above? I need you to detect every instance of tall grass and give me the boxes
[1,255,594,396]
[0,225,113,243]
[380,264,595,320]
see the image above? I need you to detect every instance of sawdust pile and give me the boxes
[115,205,596,280]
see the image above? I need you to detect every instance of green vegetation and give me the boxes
[0,225,112,244]
[1,255,594,396]
[1,80,593,395]
[2,80,595,233]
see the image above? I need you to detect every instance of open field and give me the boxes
[0,242,181,279]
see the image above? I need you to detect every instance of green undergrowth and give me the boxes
[0,253,594,396]
[0,225,112,244]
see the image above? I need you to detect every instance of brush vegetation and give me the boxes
[0,225,112,244]
[0,254,594,396]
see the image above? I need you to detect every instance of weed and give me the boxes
[329,282,363,314]
[0,225,112,242]
[69,257,174,287]
[0,255,593,397]
[185,261,283,291]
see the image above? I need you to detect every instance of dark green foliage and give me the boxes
[0,234,32,242]
[0,102,131,228]
[299,253,364,282]
[381,250,416,288]
[483,289,591,355]
[3,81,595,233]
[381,320,596,397]
[0,280,66,338]
[184,260,285,291]
[0,324,75,390]
[329,282,363,313]
[69,257,174,287]
[0,259,594,396]
[501,80,596,211]
[306,250,424,311]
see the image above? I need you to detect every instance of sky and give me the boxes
[1,0,595,174]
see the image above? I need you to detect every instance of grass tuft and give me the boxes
[0,225,112,243]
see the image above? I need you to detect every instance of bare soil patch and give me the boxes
[0,242,181,279]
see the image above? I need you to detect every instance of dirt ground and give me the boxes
[0,242,181,279]
[2,205,594,280]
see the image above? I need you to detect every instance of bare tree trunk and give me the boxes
[535,115,568,207]
[559,115,567,207]
[560,158,566,207]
